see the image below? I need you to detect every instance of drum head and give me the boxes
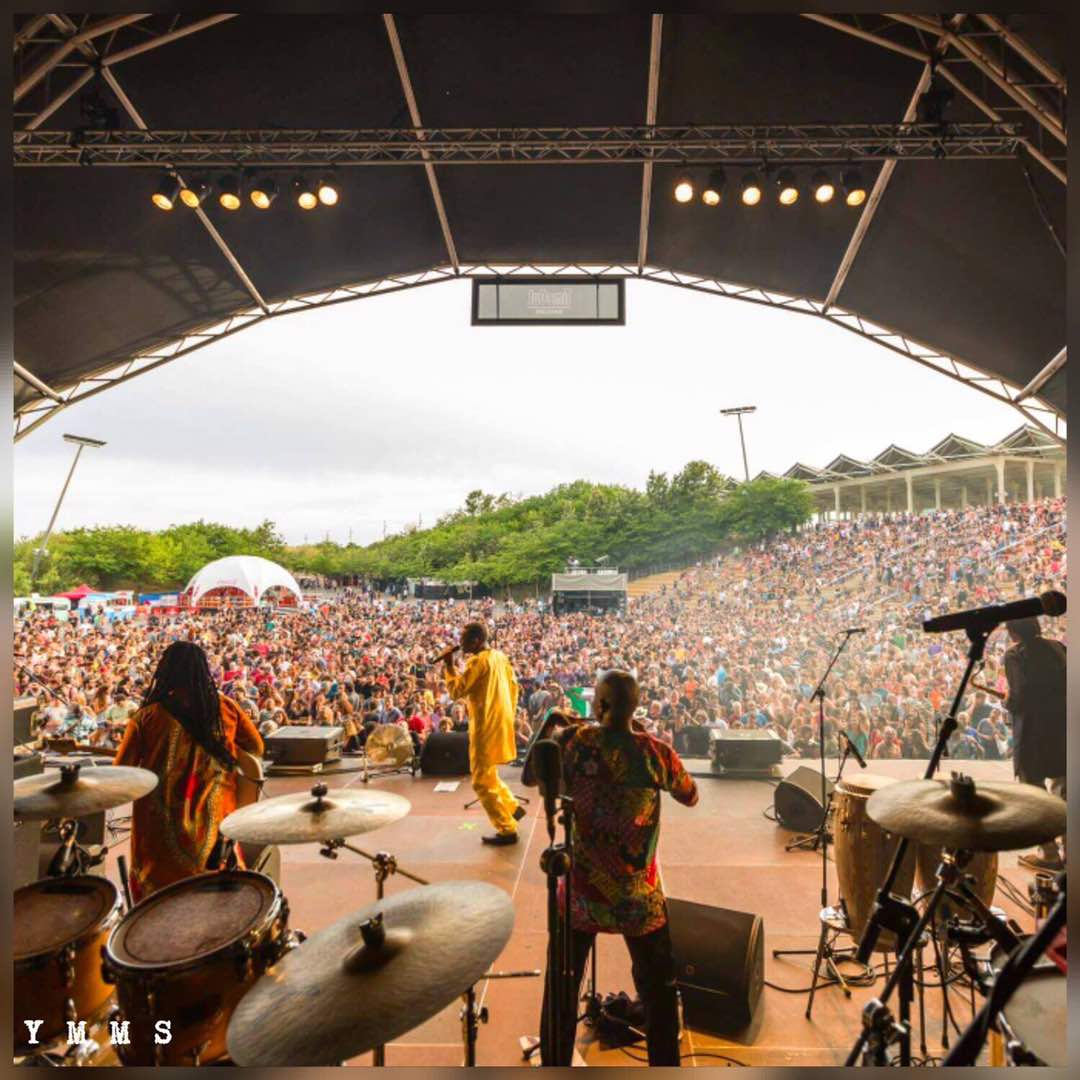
[837,772,897,798]
[109,871,277,968]
[14,876,118,961]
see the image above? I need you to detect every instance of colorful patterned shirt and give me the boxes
[556,723,698,936]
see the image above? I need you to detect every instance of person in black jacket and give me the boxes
[1003,617,1066,871]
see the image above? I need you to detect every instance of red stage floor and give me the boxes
[95,755,1036,1067]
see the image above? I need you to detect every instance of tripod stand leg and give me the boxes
[805,920,829,1019]
[916,938,928,1058]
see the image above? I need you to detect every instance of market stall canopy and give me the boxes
[184,555,303,606]
[13,13,1066,435]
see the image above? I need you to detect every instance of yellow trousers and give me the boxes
[471,764,519,835]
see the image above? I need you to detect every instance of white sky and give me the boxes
[14,278,1024,546]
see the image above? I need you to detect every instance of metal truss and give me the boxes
[14,263,1064,446]
[13,122,1025,169]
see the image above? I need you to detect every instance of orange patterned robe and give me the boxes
[113,696,263,901]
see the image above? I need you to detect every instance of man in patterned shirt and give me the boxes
[529,669,699,1065]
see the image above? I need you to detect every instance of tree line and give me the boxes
[14,465,815,595]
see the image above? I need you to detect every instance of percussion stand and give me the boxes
[772,630,861,1017]
[318,840,430,1067]
[847,623,991,1066]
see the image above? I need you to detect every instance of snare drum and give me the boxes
[103,870,288,1066]
[833,773,917,951]
[14,875,122,1054]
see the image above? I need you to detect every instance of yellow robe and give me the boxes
[445,648,519,769]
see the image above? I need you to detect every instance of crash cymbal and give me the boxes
[14,763,157,821]
[220,783,410,846]
[867,775,1066,852]
[227,880,514,1066]
[365,723,414,767]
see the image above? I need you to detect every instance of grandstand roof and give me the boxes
[13,13,1067,435]
[795,425,1064,485]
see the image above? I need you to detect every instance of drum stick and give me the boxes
[117,854,134,910]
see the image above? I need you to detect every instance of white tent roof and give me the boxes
[184,555,303,605]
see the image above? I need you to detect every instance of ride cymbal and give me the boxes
[220,782,410,845]
[867,775,1066,852]
[226,880,514,1066]
[14,764,157,820]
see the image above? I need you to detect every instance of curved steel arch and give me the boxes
[14,262,1065,445]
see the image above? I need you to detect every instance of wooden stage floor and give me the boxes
[225,755,1026,1068]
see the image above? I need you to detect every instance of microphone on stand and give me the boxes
[922,590,1066,634]
[428,644,460,666]
[533,739,563,841]
[839,729,867,769]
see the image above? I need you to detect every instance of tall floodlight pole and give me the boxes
[720,406,757,483]
[31,434,107,584]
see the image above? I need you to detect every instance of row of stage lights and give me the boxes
[152,172,340,212]
[674,167,868,208]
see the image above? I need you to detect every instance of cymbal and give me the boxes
[14,763,157,820]
[227,880,514,1066]
[220,783,410,845]
[365,724,414,767]
[867,775,1066,852]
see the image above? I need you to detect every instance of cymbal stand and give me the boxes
[461,969,541,1066]
[848,623,991,1065]
[318,840,430,1067]
[772,631,863,1017]
[46,816,106,877]
[848,849,972,1066]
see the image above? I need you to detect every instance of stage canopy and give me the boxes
[184,555,303,607]
[13,14,1066,440]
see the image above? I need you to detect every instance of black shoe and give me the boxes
[513,804,527,822]
[482,832,519,846]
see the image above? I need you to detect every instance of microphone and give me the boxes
[923,590,1066,634]
[428,644,460,665]
[533,738,562,840]
[839,729,867,769]
[843,628,866,635]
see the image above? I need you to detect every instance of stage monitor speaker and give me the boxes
[264,725,343,767]
[710,730,783,776]
[774,765,834,834]
[667,897,764,1034]
[420,730,471,776]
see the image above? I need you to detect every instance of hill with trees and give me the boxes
[14,465,814,595]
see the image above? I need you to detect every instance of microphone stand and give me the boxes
[845,623,993,1066]
[772,629,863,1016]
[539,789,576,1066]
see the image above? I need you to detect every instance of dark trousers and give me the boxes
[539,922,681,1066]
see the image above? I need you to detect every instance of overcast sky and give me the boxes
[14,278,1024,546]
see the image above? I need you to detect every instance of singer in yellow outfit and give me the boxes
[444,621,524,845]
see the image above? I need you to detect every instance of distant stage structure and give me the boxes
[183,555,303,609]
[551,560,628,615]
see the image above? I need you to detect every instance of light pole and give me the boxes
[720,405,757,483]
[31,434,106,585]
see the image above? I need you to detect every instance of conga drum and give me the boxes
[103,870,288,1065]
[833,773,917,951]
[14,875,122,1054]
[915,845,998,926]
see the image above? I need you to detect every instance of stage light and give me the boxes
[701,170,724,206]
[218,175,241,211]
[317,176,339,206]
[674,174,694,203]
[178,178,210,209]
[294,176,318,210]
[776,168,799,206]
[812,171,835,203]
[739,172,762,206]
[250,175,278,209]
[843,168,867,207]
[151,175,180,211]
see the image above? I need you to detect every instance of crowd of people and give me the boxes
[14,497,1066,764]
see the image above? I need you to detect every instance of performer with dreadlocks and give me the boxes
[113,640,263,901]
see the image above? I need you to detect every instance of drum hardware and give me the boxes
[771,682,867,1020]
[1028,871,1057,920]
[46,816,107,878]
[460,969,542,1066]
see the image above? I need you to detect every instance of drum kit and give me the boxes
[13,763,521,1068]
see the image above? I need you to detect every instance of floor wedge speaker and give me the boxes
[420,730,470,776]
[774,765,834,833]
[667,897,764,1034]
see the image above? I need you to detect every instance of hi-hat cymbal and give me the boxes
[220,783,410,845]
[867,776,1066,852]
[227,880,514,1066]
[14,763,157,820]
